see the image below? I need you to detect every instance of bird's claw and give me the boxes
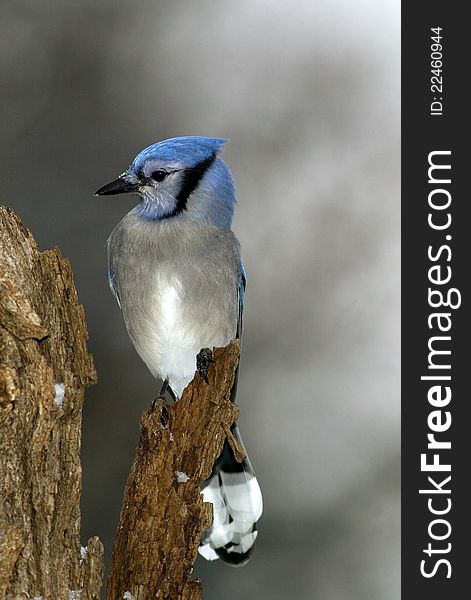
[151,394,163,410]
[152,379,174,427]
[159,404,170,428]
[150,394,169,427]
[197,348,214,384]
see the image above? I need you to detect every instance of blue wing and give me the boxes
[108,265,121,308]
[230,263,246,404]
[236,263,246,340]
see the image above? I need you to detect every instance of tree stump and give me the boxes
[0,206,103,599]
[106,342,241,600]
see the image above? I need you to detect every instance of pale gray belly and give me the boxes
[121,269,238,396]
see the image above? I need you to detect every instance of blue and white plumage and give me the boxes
[96,136,263,566]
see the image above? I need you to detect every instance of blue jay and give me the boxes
[96,136,263,566]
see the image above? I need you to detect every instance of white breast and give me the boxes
[134,273,201,397]
[158,277,183,338]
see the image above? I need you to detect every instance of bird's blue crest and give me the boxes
[131,136,228,172]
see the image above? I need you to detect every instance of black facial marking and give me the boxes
[173,154,216,215]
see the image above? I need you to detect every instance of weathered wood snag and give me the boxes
[106,341,241,600]
[1,206,244,600]
[0,206,103,599]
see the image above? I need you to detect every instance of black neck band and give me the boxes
[173,154,216,215]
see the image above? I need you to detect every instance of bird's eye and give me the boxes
[150,170,168,182]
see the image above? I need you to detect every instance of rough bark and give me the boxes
[0,206,103,599]
[106,341,241,600]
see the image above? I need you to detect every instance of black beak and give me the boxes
[95,176,139,196]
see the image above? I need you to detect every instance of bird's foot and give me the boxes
[151,395,169,428]
[152,379,175,427]
[152,380,167,411]
[159,404,170,428]
[197,348,214,384]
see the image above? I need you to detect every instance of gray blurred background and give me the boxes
[1,0,400,598]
